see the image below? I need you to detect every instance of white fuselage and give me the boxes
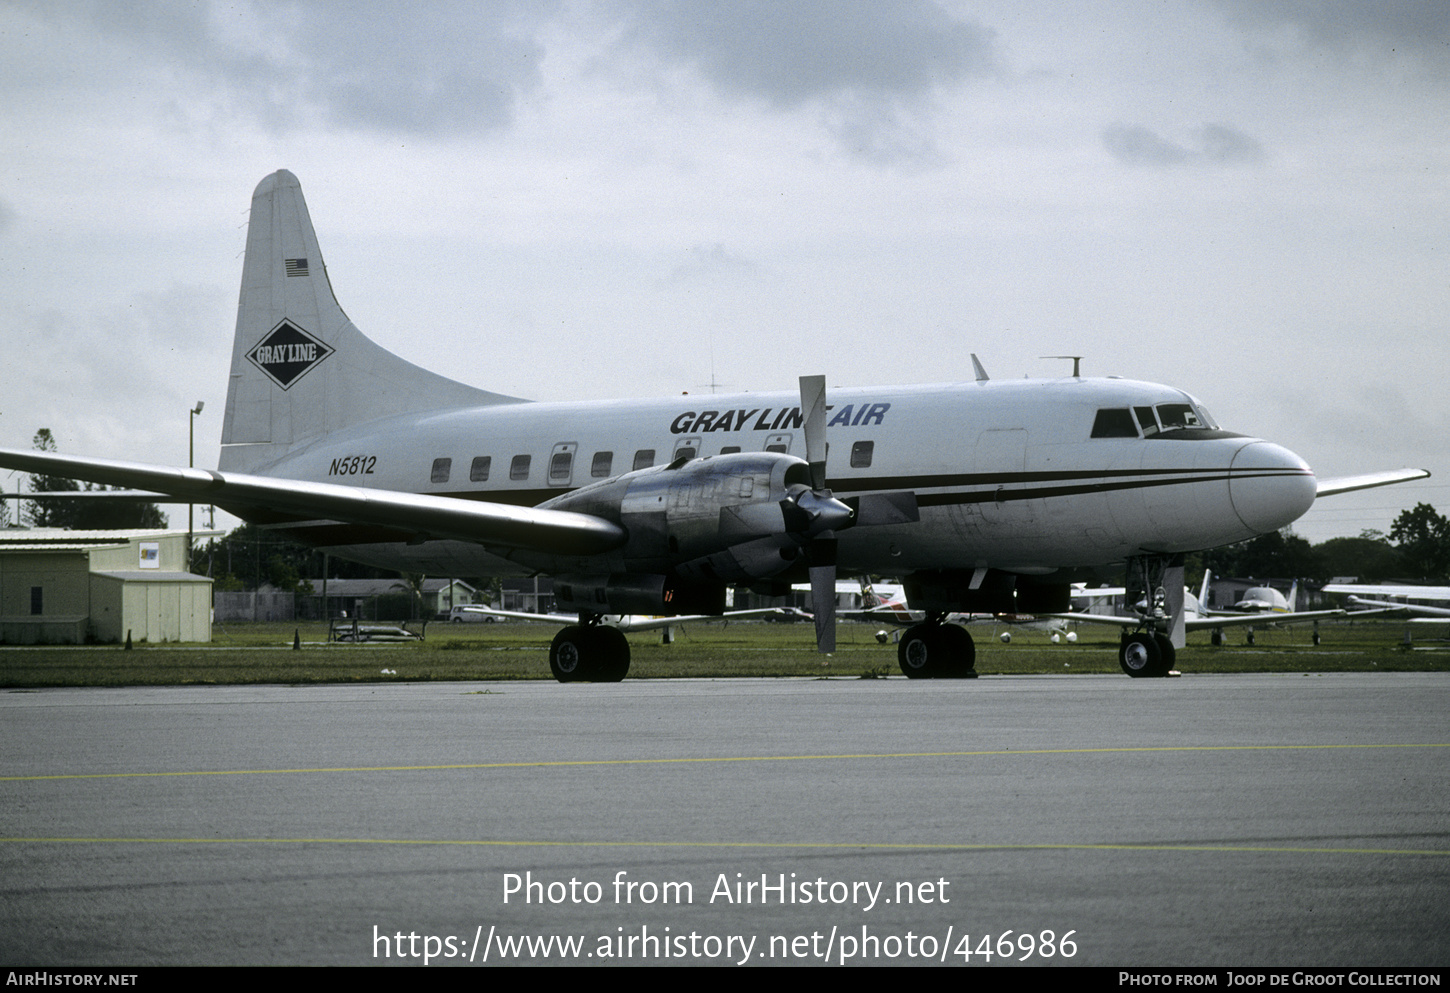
[244,375,1318,579]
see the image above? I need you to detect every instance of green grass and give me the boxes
[1,617,1446,688]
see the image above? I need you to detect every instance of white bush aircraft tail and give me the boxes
[0,171,1430,681]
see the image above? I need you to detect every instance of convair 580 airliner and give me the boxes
[0,171,1427,681]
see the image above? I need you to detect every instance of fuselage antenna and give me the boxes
[1041,355,1083,378]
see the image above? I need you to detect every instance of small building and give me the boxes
[0,529,212,644]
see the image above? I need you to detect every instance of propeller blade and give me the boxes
[809,535,837,654]
[799,374,828,491]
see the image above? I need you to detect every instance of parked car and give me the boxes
[447,605,500,623]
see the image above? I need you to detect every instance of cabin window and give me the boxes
[549,451,573,482]
[632,449,655,471]
[765,442,787,453]
[430,457,452,483]
[591,452,613,477]
[1091,408,1138,438]
[509,454,531,481]
[30,586,42,615]
[850,440,874,468]
[470,456,491,482]
[674,445,697,460]
[720,446,741,455]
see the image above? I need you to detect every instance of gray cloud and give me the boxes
[1215,0,1450,71]
[1104,123,1264,167]
[9,0,559,135]
[615,0,997,105]
[660,243,766,288]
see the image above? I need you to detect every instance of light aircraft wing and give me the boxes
[1322,583,1450,600]
[471,606,786,630]
[1328,591,1450,614]
[1315,469,1431,497]
[0,447,625,556]
[1051,609,1345,631]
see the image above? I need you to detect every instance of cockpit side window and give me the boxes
[1134,406,1159,436]
[1091,408,1139,438]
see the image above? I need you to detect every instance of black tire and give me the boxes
[550,626,589,682]
[1152,632,1176,672]
[594,626,631,683]
[1119,632,1168,677]
[936,623,978,679]
[898,624,939,678]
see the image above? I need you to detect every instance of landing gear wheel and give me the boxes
[936,623,978,679]
[594,626,631,682]
[1152,632,1176,672]
[1119,632,1169,678]
[898,624,940,678]
[898,623,977,679]
[550,626,589,682]
[550,625,632,683]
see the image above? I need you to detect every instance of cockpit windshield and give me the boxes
[1093,399,1223,439]
[1155,403,1202,431]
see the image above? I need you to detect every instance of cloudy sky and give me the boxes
[1,0,1445,544]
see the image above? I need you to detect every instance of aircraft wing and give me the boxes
[1185,609,1343,630]
[1051,609,1346,631]
[1315,468,1431,497]
[1337,596,1450,618]
[0,448,625,556]
[471,607,787,630]
[1323,583,1450,600]
[1046,612,1139,629]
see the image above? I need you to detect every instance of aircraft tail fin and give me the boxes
[220,170,523,473]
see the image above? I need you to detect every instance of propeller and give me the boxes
[799,374,839,653]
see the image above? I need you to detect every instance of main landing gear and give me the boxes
[1118,631,1175,678]
[550,621,630,682]
[897,618,977,679]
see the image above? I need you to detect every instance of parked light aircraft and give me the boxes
[0,171,1430,680]
[1054,571,1349,655]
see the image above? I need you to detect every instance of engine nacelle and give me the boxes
[539,452,851,583]
[553,573,725,616]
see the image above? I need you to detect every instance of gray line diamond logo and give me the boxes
[246,320,334,390]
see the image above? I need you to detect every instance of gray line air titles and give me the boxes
[669,404,891,435]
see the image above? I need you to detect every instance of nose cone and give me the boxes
[1229,442,1317,534]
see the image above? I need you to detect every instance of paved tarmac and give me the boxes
[1,673,1447,967]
